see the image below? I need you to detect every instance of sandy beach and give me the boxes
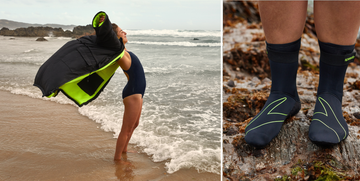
[0,90,220,181]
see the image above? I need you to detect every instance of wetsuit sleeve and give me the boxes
[92,11,124,52]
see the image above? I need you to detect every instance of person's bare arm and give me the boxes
[117,51,131,71]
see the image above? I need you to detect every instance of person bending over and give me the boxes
[98,15,146,160]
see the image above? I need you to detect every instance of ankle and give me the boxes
[317,40,356,102]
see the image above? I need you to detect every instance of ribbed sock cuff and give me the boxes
[266,38,301,63]
[318,40,356,66]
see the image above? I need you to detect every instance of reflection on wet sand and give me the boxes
[115,154,135,180]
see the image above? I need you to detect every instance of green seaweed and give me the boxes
[300,58,319,72]
[312,161,345,181]
[276,157,349,181]
[291,166,303,176]
[274,175,290,181]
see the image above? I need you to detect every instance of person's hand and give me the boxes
[99,15,105,25]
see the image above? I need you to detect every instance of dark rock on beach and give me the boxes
[36,37,47,41]
[227,80,235,87]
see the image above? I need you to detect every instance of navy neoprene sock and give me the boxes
[245,39,302,148]
[309,40,355,146]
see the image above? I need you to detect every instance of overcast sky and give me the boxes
[1,0,221,30]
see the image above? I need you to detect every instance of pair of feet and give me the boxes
[244,91,348,148]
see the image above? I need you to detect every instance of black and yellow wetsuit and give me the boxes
[34,11,124,106]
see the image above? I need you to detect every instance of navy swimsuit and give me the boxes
[122,51,146,99]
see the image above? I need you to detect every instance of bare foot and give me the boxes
[114,159,132,166]
[114,157,121,162]
[127,150,138,153]
[123,150,138,153]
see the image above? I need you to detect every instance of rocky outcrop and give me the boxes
[72,25,94,38]
[36,37,47,41]
[1,26,66,37]
[0,19,76,30]
[0,25,94,38]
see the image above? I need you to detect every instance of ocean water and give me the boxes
[0,29,221,174]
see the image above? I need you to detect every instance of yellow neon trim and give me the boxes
[48,50,124,106]
[93,12,106,28]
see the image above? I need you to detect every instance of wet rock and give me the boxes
[354,112,360,119]
[261,78,271,85]
[255,162,265,171]
[36,37,47,41]
[227,80,235,87]
[250,77,260,85]
[225,127,238,136]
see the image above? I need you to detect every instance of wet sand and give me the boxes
[0,90,220,181]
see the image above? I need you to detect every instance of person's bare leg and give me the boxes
[309,1,360,146]
[314,1,360,45]
[123,99,142,153]
[259,1,308,44]
[114,94,142,161]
